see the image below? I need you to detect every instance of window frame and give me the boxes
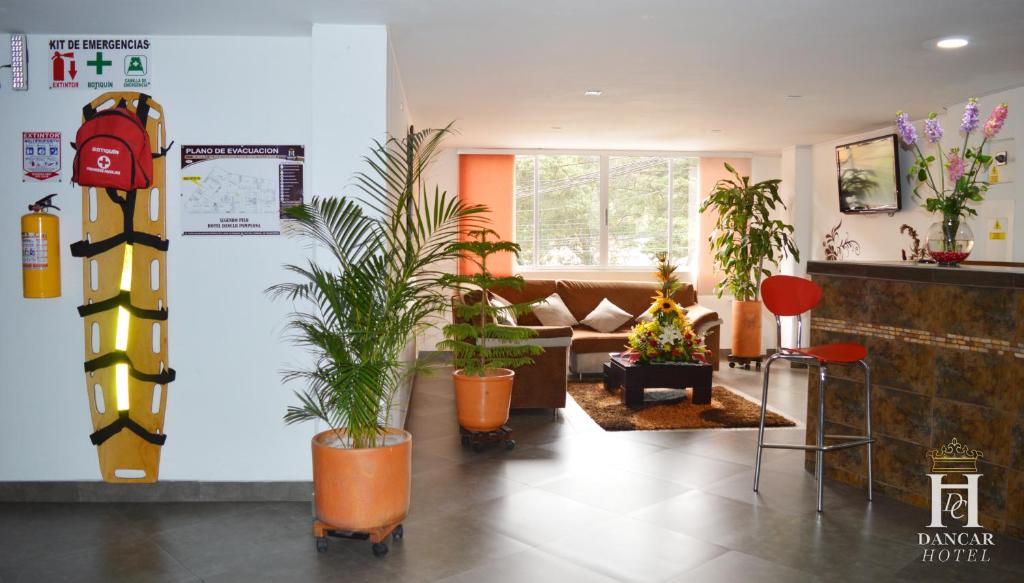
[506,149,703,272]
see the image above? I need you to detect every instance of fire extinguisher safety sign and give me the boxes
[47,37,152,90]
[22,233,49,270]
[23,132,62,181]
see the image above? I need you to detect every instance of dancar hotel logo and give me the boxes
[917,437,995,563]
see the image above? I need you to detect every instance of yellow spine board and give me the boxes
[81,92,169,483]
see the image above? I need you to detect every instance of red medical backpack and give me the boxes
[72,96,153,191]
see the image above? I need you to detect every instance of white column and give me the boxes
[310,24,388,198]
[779,145,813,347]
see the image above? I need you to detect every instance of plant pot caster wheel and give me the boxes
[372,541,389,557]
[392,524,404,540]
[460,425,515,452]
[315,536,328,553]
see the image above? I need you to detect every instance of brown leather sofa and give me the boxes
[452,279,722,410]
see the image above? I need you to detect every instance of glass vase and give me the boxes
[925,216,974,267]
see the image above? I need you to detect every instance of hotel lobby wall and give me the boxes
[0,27,392,481]
[809,85,1024,263]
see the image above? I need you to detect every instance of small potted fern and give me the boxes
[440,229,542,435]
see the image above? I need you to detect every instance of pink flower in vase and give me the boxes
[947,150,966,182]
[983,103,1009,139]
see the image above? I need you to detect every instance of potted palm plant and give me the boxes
[268,125,484,557]
[699,163,799,363]
[440,229,541,442]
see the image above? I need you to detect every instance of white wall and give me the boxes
[0,28,389,481]
[387,38,413,142]
[810,85,1023,262]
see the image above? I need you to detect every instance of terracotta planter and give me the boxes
[453,368,514,432]
[731,300,763,358]
[311,428,411,533]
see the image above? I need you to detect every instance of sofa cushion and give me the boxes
[489,279,557,326]
[571,328,631,354]
[556,279,696,326]
[683,304,721,333]
[488,291,517,326]
[531,293,579,327]
[580,298,633,333]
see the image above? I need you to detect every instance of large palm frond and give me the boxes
[268,125,487,448]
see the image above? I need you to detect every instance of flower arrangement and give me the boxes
[624,252,709,364]
[895,99,1009,265]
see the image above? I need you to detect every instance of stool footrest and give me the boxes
[761,435,873,452]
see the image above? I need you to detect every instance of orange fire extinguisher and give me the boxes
[22,194,61,298]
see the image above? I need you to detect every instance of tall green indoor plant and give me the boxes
[699,163,799,359]
[267,125,484,552]
[440,229,541,435]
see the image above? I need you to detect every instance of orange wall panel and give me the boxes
[458,154,515,276]
[697,157,752,295]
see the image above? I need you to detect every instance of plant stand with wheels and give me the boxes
[727,354,763,370]
[459,425,515,452]
[313,520,404,557]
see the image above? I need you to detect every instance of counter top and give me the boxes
[806,260,1024,289]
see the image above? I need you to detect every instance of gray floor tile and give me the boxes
[435,548,620,583]
[619,448,750,487]
[0,538,197,583]
[376,511,530,582]
[468,487,618,547]
[629,489,800,551]
[539,467,691,514]
[148,503,311,578]
[670,550,815,583]
[538,515,728,583]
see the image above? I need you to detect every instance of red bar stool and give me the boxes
[754,275,873,512]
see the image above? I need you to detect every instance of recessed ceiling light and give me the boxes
[785,95,803,101]
[710,129,723,134]
[550,126,562,130]
[584,89,603,96]
[936,37,969,49]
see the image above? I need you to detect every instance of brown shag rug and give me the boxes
[567,381,797,431]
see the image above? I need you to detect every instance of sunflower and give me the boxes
[648,291,684,320]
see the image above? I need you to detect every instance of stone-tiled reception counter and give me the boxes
[805,261,1023,537]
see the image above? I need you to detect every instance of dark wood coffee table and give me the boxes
[602,353,713,408]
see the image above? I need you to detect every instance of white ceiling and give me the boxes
[5,0,1024,152]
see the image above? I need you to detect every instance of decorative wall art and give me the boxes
[71,92,174,483]
[821,220,860,261]
[899,224,928,262]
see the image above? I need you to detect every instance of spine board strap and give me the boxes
[78,291,168,321]
[70,188,169,257]
[84,351,177,385]
[90,410,167,446]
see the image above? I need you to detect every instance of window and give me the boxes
[514,154,698,269]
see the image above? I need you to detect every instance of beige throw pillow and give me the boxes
[581,298,632,333]
[488,292,517,326]
[531,293,578,327]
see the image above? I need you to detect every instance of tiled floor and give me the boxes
[2,359,1022,582]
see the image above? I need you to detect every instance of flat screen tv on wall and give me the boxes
[835,134,902,213]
